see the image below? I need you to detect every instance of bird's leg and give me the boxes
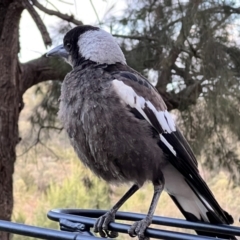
[94,184,139,238]
[128,182,164,240]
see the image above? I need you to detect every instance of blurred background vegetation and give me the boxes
[9,0,240,239]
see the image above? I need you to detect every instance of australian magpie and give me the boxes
[47,25,236,240]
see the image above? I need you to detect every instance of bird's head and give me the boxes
[46,25,126,67]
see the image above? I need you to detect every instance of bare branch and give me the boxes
[18,125,62,158]
[222,6,240,14]
[39,140,59,160]
[113,34,158,41]
[45,0,60,12]
[89,0,101,24]
[21,55,71,94]
[22,0,52,47]
[172,64,186,78]
[163,81,203,111]
[31,0,83,26]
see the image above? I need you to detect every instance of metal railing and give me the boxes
[0,208,240,239]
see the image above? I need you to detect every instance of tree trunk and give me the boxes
[0,1,23,239]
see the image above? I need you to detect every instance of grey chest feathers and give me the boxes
[58,64,165,186]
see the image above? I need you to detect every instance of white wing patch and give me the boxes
[112,79,177,156]
[112,79,150,123]
[146,101,176,133]
[160,135,176,155]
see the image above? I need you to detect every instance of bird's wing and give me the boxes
[110,70,233,225]
[111,70,199,171]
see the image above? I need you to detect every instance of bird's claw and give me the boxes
[93,211,118,238]
[128,218,151,240]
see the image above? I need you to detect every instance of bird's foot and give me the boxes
[128,217,152,240]
[93,211,118,238]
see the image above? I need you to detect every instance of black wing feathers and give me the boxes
[163,129,233,224]
[142,104,164,133]
[106,65,234,227]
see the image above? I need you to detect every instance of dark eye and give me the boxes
[65,42,72,51]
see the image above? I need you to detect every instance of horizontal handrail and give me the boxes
[1,208,239,240]
[48,209,240,239]
[0,219,98,240]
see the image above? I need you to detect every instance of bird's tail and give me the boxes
[169,193,236,239]
[164,166,236,239]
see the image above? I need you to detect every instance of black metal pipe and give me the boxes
[0,220,99,240]
[1,208,240,240]
[48,209,220,240]
[48,209,240,236]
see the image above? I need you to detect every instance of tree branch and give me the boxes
[22,0,52,47]
[21,55,71,94]
[222,6,240,14]
[18,125,62,158]
[31,0,83,26]
[156,0,202,90]
[172,64,186,78]
[162,81,202,111]
[113,34,159,41]
[89,0,101,25]
[45,0,60,12]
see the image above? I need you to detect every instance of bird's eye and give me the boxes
[65,43,72,51]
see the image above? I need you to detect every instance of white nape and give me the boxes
[78,29,126,65]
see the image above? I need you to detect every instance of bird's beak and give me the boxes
[46,44,68,58]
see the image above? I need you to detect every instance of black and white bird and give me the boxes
[47,25,236,240]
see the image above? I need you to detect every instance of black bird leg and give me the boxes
[129,182,164,240]
[93,184,139,238]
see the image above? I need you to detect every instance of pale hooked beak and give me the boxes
[46,44,68,58]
